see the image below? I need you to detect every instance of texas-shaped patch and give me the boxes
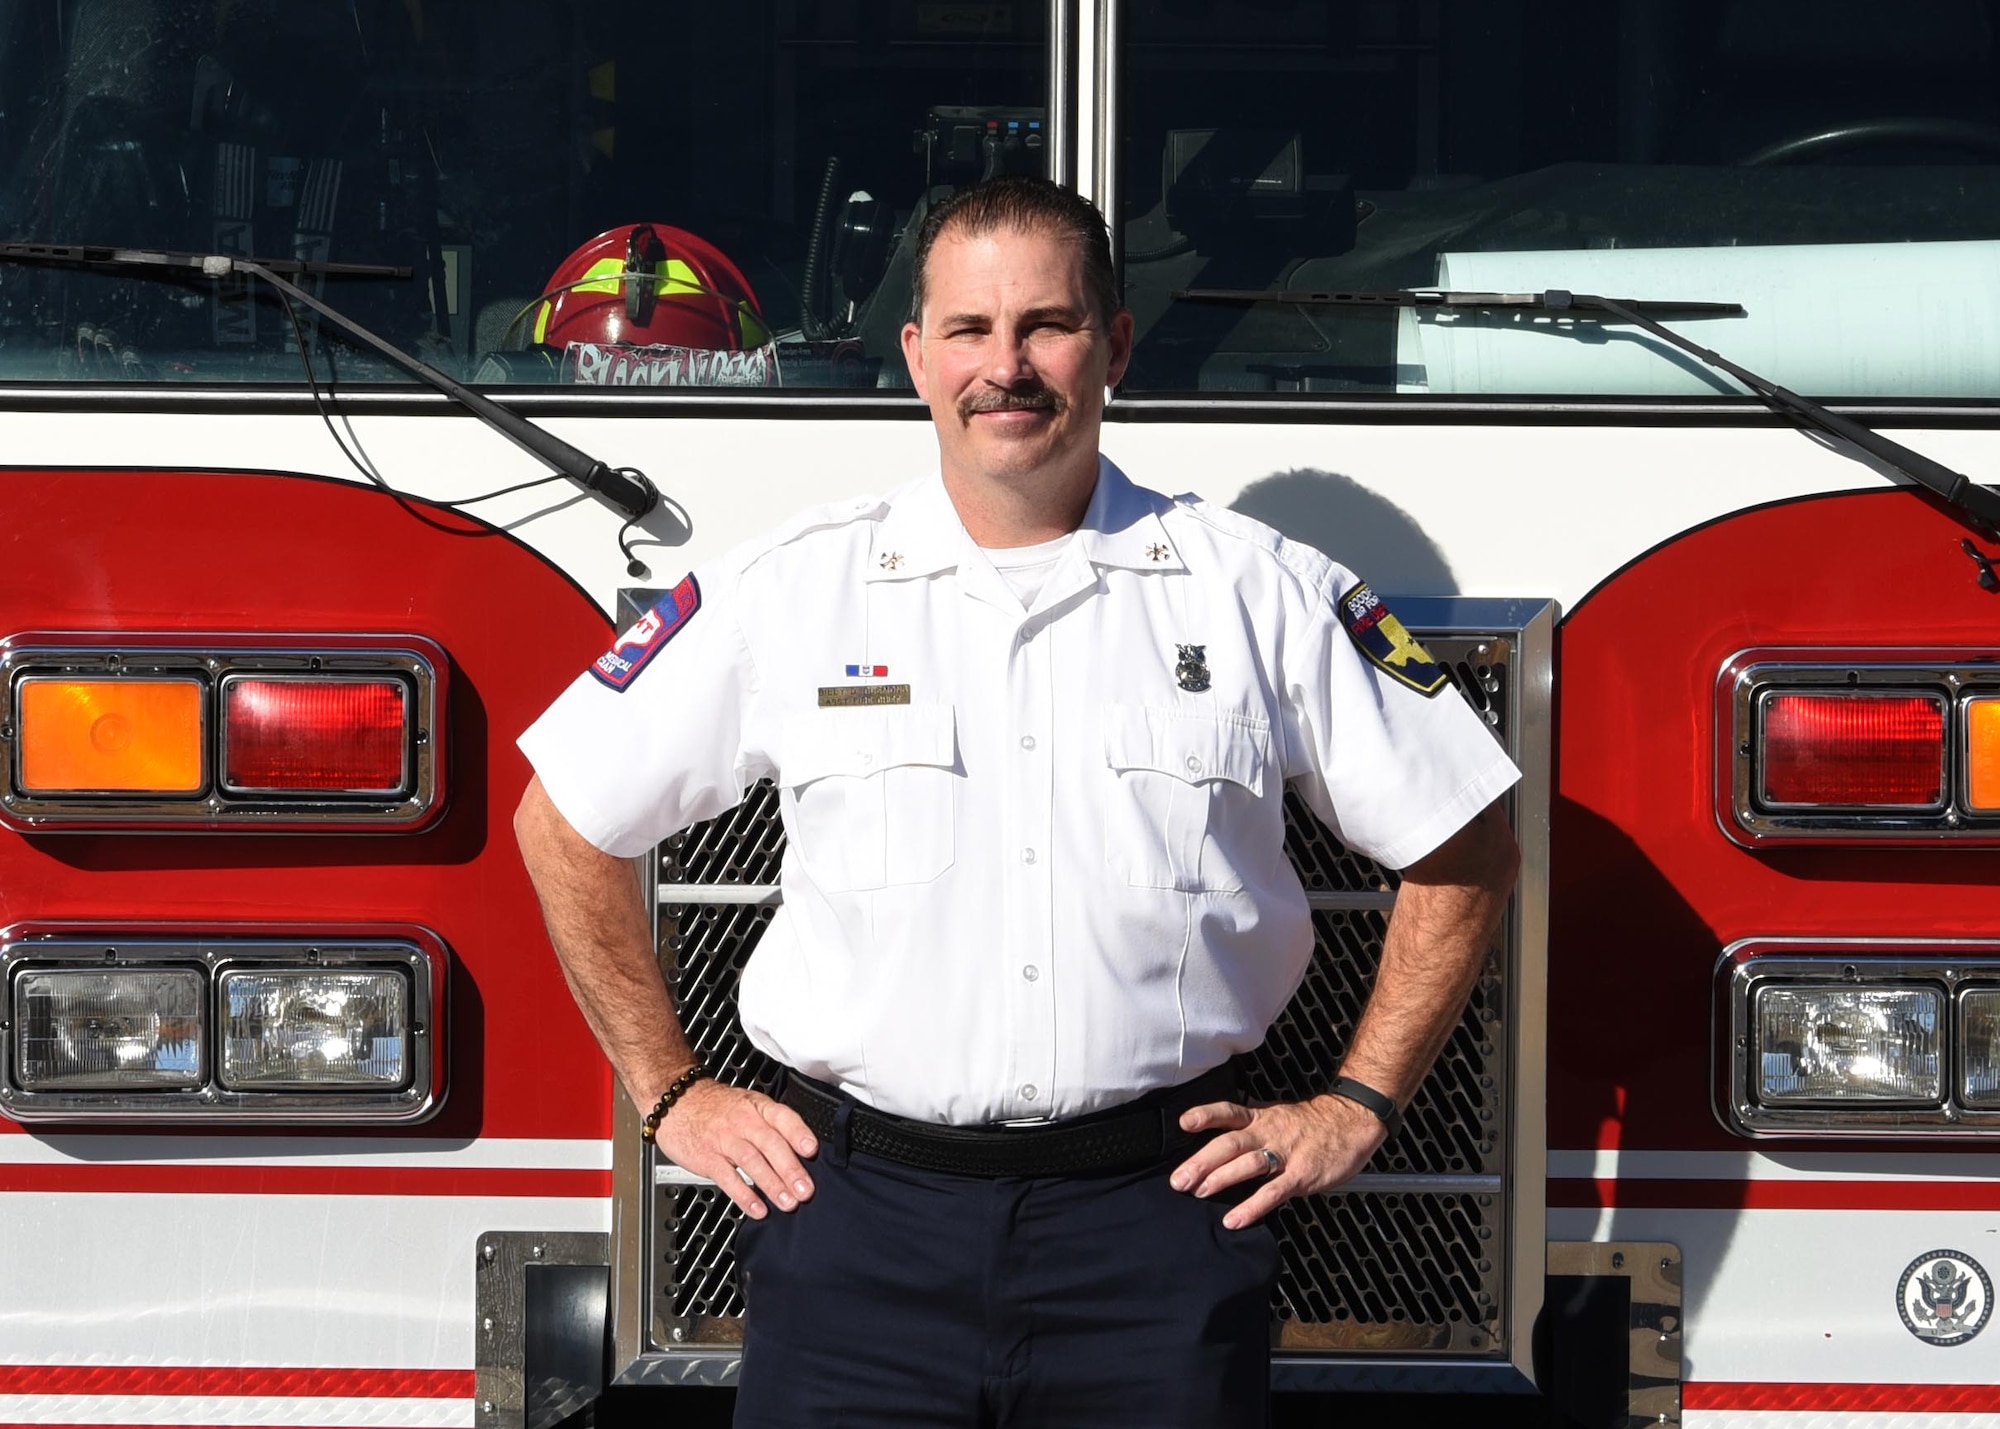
[590,574,700,691]
[1337,581,1448,697]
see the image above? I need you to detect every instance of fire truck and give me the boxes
[3,1,1999,1425]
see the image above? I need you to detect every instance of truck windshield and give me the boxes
[1121,0,2000,398]
[5,2,1997,400]
[0,1,1042,389]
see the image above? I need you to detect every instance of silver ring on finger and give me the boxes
[1258,1147,1283,1176]
[734,1166,756,1188]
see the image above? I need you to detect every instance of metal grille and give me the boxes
[1245,907,1503,1180]
[651,636,1515,1357]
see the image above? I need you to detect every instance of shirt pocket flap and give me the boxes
[1100,705,1270,795]
[781,704,959,787]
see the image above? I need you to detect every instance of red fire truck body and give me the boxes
[3,3,2000,1426]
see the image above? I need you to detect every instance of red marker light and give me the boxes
[222,678,409,794]
[1760,691,1945,808]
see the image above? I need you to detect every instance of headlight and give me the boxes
[1960,988,2000,1107]
[1756,985,1942,1103]
[1,933,442,1122]
[13,968,203,1089]
[220,969,410,1088]
[1722,943,2000,1137]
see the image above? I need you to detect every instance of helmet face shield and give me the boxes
[528,223,778,387]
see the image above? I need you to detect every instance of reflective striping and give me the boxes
[0,1398,469,1428]
[0,1369,472,1398]
[1680,1408,2000,1416]
[1550,1148,2000,1182]
[1687,1383,2000,1413]
[0,1165,609,1198]
[0,1136,611,1170]
[1549,1177,2000,1211]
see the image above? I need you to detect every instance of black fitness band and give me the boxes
[1328,1074,1405,1140]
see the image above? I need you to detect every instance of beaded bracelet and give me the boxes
[639,1063,709,1143]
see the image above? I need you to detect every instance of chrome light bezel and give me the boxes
[1717,939,2000,1137]
[0,930,445,1122]
[1716,649,2000,846]
[0,633,445,831]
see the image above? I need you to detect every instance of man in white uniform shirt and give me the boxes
[515,176,1520,1427]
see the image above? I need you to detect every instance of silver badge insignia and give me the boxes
[1175,644,1210,693]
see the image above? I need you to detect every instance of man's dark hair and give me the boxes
[908,175,1120,327]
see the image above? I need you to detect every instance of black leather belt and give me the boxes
[779,1064,1238,1179]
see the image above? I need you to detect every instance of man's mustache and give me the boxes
[960,385,1064,420]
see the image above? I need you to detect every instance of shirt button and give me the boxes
[1020,735,1036,751]
[1021,847,1037,865]
[1022,965,1040,982]
[1184,754,1202,775]
[1020,1084,1038,1101]
[858,752,875,768]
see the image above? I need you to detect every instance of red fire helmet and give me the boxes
[529,222,772,353]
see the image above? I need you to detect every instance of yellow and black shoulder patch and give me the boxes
[1337,581,1449,697]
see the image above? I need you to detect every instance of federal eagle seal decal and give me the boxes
[1898,1249,1992,1347]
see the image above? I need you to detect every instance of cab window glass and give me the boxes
[1120,0,2000,398]
[0,1,1044,387]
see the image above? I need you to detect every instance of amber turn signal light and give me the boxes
[17,678,204,794]
[1967,698,2000,812]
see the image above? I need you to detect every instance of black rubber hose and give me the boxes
[799,154,842,340]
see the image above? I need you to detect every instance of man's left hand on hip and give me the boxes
[1169,1093,1388,1230]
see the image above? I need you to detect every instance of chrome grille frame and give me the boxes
[610,596,1553,1395]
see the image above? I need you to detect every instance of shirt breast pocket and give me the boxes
[779,705,958,892]
[1101,705,1273,893]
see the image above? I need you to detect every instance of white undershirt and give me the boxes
[982,533,1075,608]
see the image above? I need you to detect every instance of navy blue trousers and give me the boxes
[732,1107,1279,1428]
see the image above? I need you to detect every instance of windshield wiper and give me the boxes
[0,242,659,522]
[1174,285,2000,537]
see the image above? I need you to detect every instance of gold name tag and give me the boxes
[817,684,912,708]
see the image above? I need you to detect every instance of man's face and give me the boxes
[901,225,1133,493]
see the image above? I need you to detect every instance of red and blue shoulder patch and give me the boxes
[590,574,700,691]
[1337,581,1449,697]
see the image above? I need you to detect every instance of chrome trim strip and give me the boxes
[0,934,441,1122]
[611,850,655,1380]
[1716,939,2000,1137]
[1308,890,1398,911]
[1047,0,1076,187]
[1093,0,1122,280]
[657,884,784,907]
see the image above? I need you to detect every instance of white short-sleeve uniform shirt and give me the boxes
[520,459,1520,1125]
